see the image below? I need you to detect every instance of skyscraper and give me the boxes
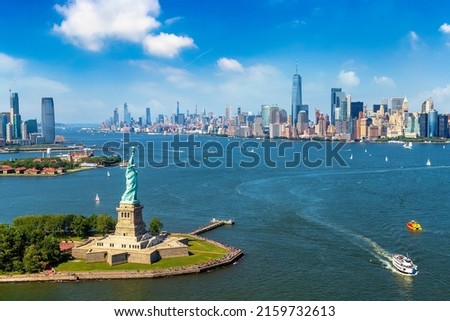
[10,92,21,139]
[261,104,270,132]
[113,108,119,126]
[390,97,404,113]
[350,101,364,120]
[146,107,151,125]
[330,88,342,125]
[428,109,438,137]
[123,103,131,125]
[291,67,302,126]
[41,97,55,144]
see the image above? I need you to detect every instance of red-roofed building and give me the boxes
[25,168,41,175]
[59,241,75,253]
[42,167,57,175]
[15,166,27,174]
[1,165,14,175]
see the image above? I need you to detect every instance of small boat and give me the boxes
[350,154,353,160]
[407,220,422,231]
[107,171,110,177]
[95,194,100,202]
[392,254,418,276]
[426,158,431,166]
[385,156,388,162]
[403,142,413,149]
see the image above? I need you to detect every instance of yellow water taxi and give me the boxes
[406,220,422,231]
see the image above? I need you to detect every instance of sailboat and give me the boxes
[95,194,100,202]
[426,159,431,166]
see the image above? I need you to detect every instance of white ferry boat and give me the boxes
[392,254,418,275]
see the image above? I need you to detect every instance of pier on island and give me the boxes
[190,218,235,236]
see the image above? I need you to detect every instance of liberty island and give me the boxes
[0,146,243,282]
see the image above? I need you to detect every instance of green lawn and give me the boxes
[56,235,229,272]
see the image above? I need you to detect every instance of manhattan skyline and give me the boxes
[0,0,449,123]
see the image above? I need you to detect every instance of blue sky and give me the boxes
[0,0,449,123]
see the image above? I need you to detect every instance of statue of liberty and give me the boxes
[121,147,139,204]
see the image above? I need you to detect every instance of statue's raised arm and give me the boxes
[121,147,139,204]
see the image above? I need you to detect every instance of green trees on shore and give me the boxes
[0,155,122,170]
[0,157,74,170]
[0,214,116,273]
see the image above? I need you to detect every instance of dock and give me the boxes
[190,218,235,236]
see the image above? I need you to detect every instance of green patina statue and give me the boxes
[121,147,139,204]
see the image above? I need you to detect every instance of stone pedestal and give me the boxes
[115,202,147,238]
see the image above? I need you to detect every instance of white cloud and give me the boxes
[338,70,360,87]
[217,58,244,73]
[409,31,420,49]
[161,66,197,88]
[143,33,196,58]
[21,76,71,94]
[53,0,161,52]
[0,52,26,74]
[439,23,450,34]
[373,76,395,87]
[165,17,183,26]
[429,83,450,104]
[53,0,195,58]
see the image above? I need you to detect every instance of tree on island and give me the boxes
[0,213,119,274]
[149,217,164,235]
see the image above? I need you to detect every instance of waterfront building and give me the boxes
[25,119,38,135]
[291,67,302,126]
[146,107,151,126]
[350,101,364,120]
[123,103,131,125]
[405,113,420,138]
[41,97,55,144]
[279,109,288,124]
[428,109,438,137]
[438,114,449,138]
[330,88,342,125]
[261,104,270,129]
[252,115,265,137]
[296,110,309,136]
[270,105,280,124]
[390,97,404,114]
[0,113,9,139]
[422,97,433,114]
[419,113,428,137]
[12,114,21,139]
[10,92,21,139]
[269,122,281,138]
[5,122,12,142]
[113,108,119,126]
[21,122,27,141]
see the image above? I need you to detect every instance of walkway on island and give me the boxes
[189,219,234,236]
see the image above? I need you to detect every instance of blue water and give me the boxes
[1,132,449,301]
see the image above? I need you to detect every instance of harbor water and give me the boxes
[1,131,449,300]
